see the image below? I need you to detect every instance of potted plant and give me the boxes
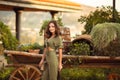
[18,43,44,54]
[28,43,42,54]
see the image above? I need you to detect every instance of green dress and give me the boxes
[42,36,63,80]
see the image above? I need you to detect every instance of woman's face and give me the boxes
[49,23,56,34]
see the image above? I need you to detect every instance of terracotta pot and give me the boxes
[29,49,40,54]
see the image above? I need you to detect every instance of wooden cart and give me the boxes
[4,50,120,80]
[4,50,43,80]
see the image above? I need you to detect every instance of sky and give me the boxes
[69,0,120,11]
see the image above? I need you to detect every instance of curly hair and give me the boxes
[45,20,61,38]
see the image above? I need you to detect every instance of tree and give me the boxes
[78,6,120,34]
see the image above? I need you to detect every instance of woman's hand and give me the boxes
[58,63,63,71]
[39,59,44,68]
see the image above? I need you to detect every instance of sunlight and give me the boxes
[69,0,120,11]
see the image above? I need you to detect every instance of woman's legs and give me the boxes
[48,61,58,80]
[46,51,58,80]
[42,63,49,80]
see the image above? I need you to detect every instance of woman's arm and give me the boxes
[39,48,47,67]
[57,36,63,71]
[58,48,63,71]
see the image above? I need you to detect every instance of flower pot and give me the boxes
[28,49,40,54]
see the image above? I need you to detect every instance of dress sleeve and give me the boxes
[58,36,63,49]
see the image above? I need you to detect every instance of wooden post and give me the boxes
[14,8,23,41]
[112,0,116,22]
[50,11,58,20]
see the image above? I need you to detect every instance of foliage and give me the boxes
[18,43,44,52]
[61,67,107,80]
[0,44,4,54]
[91,22,120,56]
[91,22,120,49]
[62,56,81,66]
[57,17,64,26]
[68,42,92,55]
[0,67,14,80]
[18,44,32,52]
[0,21,19,50]
[61,67,120,80]
[63,41,94,65]
[31,43,43,49]
[94,39,120,56]
[39,20,50,36]
[39,17,64,36]
[78,6,120,34]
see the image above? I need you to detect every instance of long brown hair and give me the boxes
[45,20,60,38]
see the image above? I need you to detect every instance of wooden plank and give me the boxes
[4,50,42,58]
[63,55,120,62]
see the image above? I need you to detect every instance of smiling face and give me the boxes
[45,20,60,38]
[49,23,56,34]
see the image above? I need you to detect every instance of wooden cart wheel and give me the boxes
[9,65,42,80]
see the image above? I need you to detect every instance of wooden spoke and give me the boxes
[9,65,42,80]
[11,76,20,80]
[25,67,29,80]
[29,70,36,80]
[35,77,41,80]
[17,69,25,80]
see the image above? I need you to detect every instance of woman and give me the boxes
[39,20,63,80]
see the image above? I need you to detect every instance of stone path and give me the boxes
[0,54,8,70]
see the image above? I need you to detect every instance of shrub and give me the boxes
[61,68,120,80]
[91,22,120,56]
[69,42,92,55]
[0,21,19,50]
[0,67,14,80]
[61,67,107,80]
